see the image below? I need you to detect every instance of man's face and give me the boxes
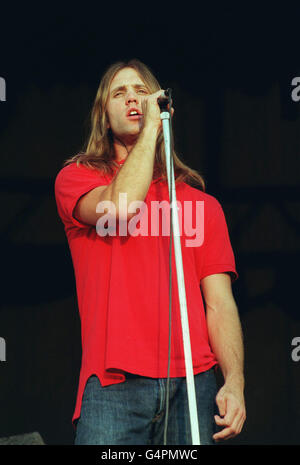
[106,67,150,143]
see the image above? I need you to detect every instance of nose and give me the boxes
[125,89,139,105]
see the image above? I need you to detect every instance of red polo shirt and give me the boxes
[54,160,238,424]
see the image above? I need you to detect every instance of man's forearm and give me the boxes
[206,299,244,387]
[105,124,159,218]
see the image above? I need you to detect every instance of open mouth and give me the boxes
[126,108,143,120]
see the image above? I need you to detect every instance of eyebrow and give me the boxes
[110,83,148,95]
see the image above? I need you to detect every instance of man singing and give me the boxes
[54,59,246,445]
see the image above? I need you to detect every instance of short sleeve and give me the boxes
[54,162,110,229]
[195,196,238,283]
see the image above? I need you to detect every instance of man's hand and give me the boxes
[141,90,174,133]
[213,379,246,442]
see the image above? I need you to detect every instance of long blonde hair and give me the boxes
[64,59,205,190]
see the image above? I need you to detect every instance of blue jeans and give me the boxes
[74,368,219,445]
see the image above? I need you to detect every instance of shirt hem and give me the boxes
[71,360,218,427]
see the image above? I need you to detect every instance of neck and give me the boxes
[113,134,138,162]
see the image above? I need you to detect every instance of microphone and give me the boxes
[158,88,172,110]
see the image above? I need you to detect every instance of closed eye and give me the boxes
[112,85,149,98]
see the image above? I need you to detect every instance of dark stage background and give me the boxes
[0,5,299,445]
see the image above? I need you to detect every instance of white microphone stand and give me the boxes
[160,92,201,446]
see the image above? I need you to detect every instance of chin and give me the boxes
[125,127,141,138]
